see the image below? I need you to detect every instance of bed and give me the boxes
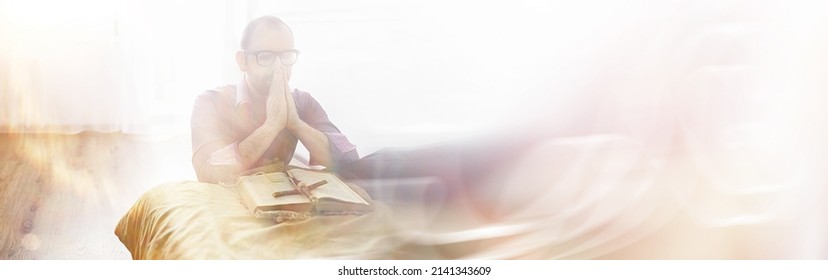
[115,136,679,259]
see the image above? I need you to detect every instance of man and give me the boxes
[191,16,358,184]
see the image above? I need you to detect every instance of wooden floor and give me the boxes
[0,132,194,259]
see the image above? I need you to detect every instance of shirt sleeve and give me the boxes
[294,90,359,169]
[191,92,242,182]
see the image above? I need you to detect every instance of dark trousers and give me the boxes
[338,134,541,203]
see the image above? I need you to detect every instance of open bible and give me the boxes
[236,168,373,219]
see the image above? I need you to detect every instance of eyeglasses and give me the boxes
[244,49,300,66]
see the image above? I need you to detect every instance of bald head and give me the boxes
[240,16,293,50]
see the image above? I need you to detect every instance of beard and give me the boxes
[247,68,290,97]
[248,73,272,97]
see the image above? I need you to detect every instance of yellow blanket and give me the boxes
[115,181,411,259]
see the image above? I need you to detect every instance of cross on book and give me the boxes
[271,179,329,203]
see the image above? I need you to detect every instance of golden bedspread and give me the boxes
[114,180,415,259]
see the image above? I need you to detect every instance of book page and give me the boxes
[287,169,369,205]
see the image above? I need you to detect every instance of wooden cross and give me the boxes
[271,179,328,201]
